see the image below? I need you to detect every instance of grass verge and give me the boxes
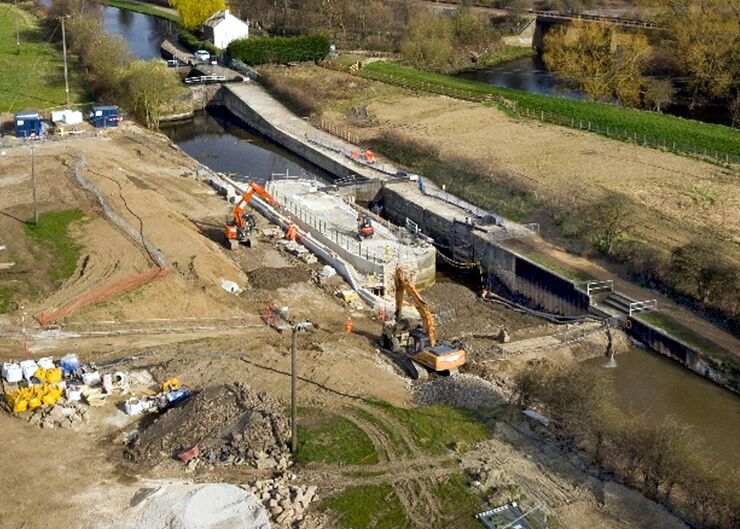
[0,4,85,112]
[360,61,740,162]
[294,408,378,466]
[106,0,180,23]
[320,484,412,529]
[478,45,533,68]
[0,286,18,314]
[370,401,491,455]
[24,209,85,286]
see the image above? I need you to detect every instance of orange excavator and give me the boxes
[357,212,374,239]
[225,182,277,250]
[381,267,466,380]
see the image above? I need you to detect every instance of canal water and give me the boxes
[83,3,739,465]
[160,109,328,183]
[588,346,740,466]
[458,55,730,126]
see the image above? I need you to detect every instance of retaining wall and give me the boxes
[221,86,369,182]
[381,185,590,316]
[628,317,739,394]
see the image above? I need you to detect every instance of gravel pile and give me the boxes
[125,383,290,466]
[115,483,270,529]
[416,374,503,409]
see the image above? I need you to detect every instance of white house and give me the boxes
[202,9,249,49]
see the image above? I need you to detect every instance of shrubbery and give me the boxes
[227,34,330,66]
[178,28,219,55]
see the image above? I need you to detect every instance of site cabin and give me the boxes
[14,111,43,138]
[90,105,120,128]
[202,9,250,49]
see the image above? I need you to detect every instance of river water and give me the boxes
[458,55,730,126]
[84,4,739,465]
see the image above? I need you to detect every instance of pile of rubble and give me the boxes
[28,401,90,430]
[125,383,290,467]
[276,239,318,264]
[416,373,504,410]
[247,474,318,528]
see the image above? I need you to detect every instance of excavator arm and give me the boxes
[394,267,437,347]
[232,183,278,229]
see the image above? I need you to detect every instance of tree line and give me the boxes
[43,0,185,129]
[513,361,740,529]
[543,0,739,123]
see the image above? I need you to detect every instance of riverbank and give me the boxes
[106,0,180,23]
[358,61,740,164]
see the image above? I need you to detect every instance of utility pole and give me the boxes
[60,16,70,108]
[289,320,312,454]
[31,145,38,225]
[15,0,20,55]
[291,324,298,453]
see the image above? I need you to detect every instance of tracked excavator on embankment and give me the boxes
[381,267,466,380]
[224,182,277,250]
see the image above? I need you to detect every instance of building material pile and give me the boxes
[247,475,319,527]
[125,383,290,468]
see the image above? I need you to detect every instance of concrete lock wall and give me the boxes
[381,184,590,316]
[221,87,359,181]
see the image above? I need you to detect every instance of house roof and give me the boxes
[203,9,248,29]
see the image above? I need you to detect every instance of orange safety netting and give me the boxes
[38,267,169,327]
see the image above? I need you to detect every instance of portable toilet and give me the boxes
[90,105,120,128]
[14,111,43,138]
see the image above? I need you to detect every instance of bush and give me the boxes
[178,28,219,55]
[227,34,330,66]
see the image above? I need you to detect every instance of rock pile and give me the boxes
[247,474,318,528]
[27,402,90,430]
[416,373,504,410]
[125,383,290,467]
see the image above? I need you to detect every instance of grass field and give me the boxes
[320,484,412,529]
[106,0,180,23]
[0,4,85,112]
[24,209,86,286]
[294,408,378,466]
[361,61,740,161]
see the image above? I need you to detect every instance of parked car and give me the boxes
[193,50,210,63]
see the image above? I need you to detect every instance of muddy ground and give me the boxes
[0,126,687,529]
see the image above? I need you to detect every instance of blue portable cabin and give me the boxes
[89,105,120,128]
[14,111,43,138]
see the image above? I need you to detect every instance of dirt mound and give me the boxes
[125,383,289,465]
[247,266,313,289]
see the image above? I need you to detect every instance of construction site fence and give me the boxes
[39,267,169,326]
[73,156,167,268]
[353,69,739,166]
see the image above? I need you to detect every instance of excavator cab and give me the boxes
[357,213,374,239]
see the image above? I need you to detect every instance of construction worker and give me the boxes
[344,317,353,335]
[286,223,297,241]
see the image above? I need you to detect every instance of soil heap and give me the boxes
[126,383,290,466]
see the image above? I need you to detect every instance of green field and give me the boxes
[361,61,740,162]
[294,408,378,466]
[25,209,86,286]
[0,4,85,112]
[107,0,180,23]
[320,484,412,529]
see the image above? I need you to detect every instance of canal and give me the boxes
[82,2,739,466]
